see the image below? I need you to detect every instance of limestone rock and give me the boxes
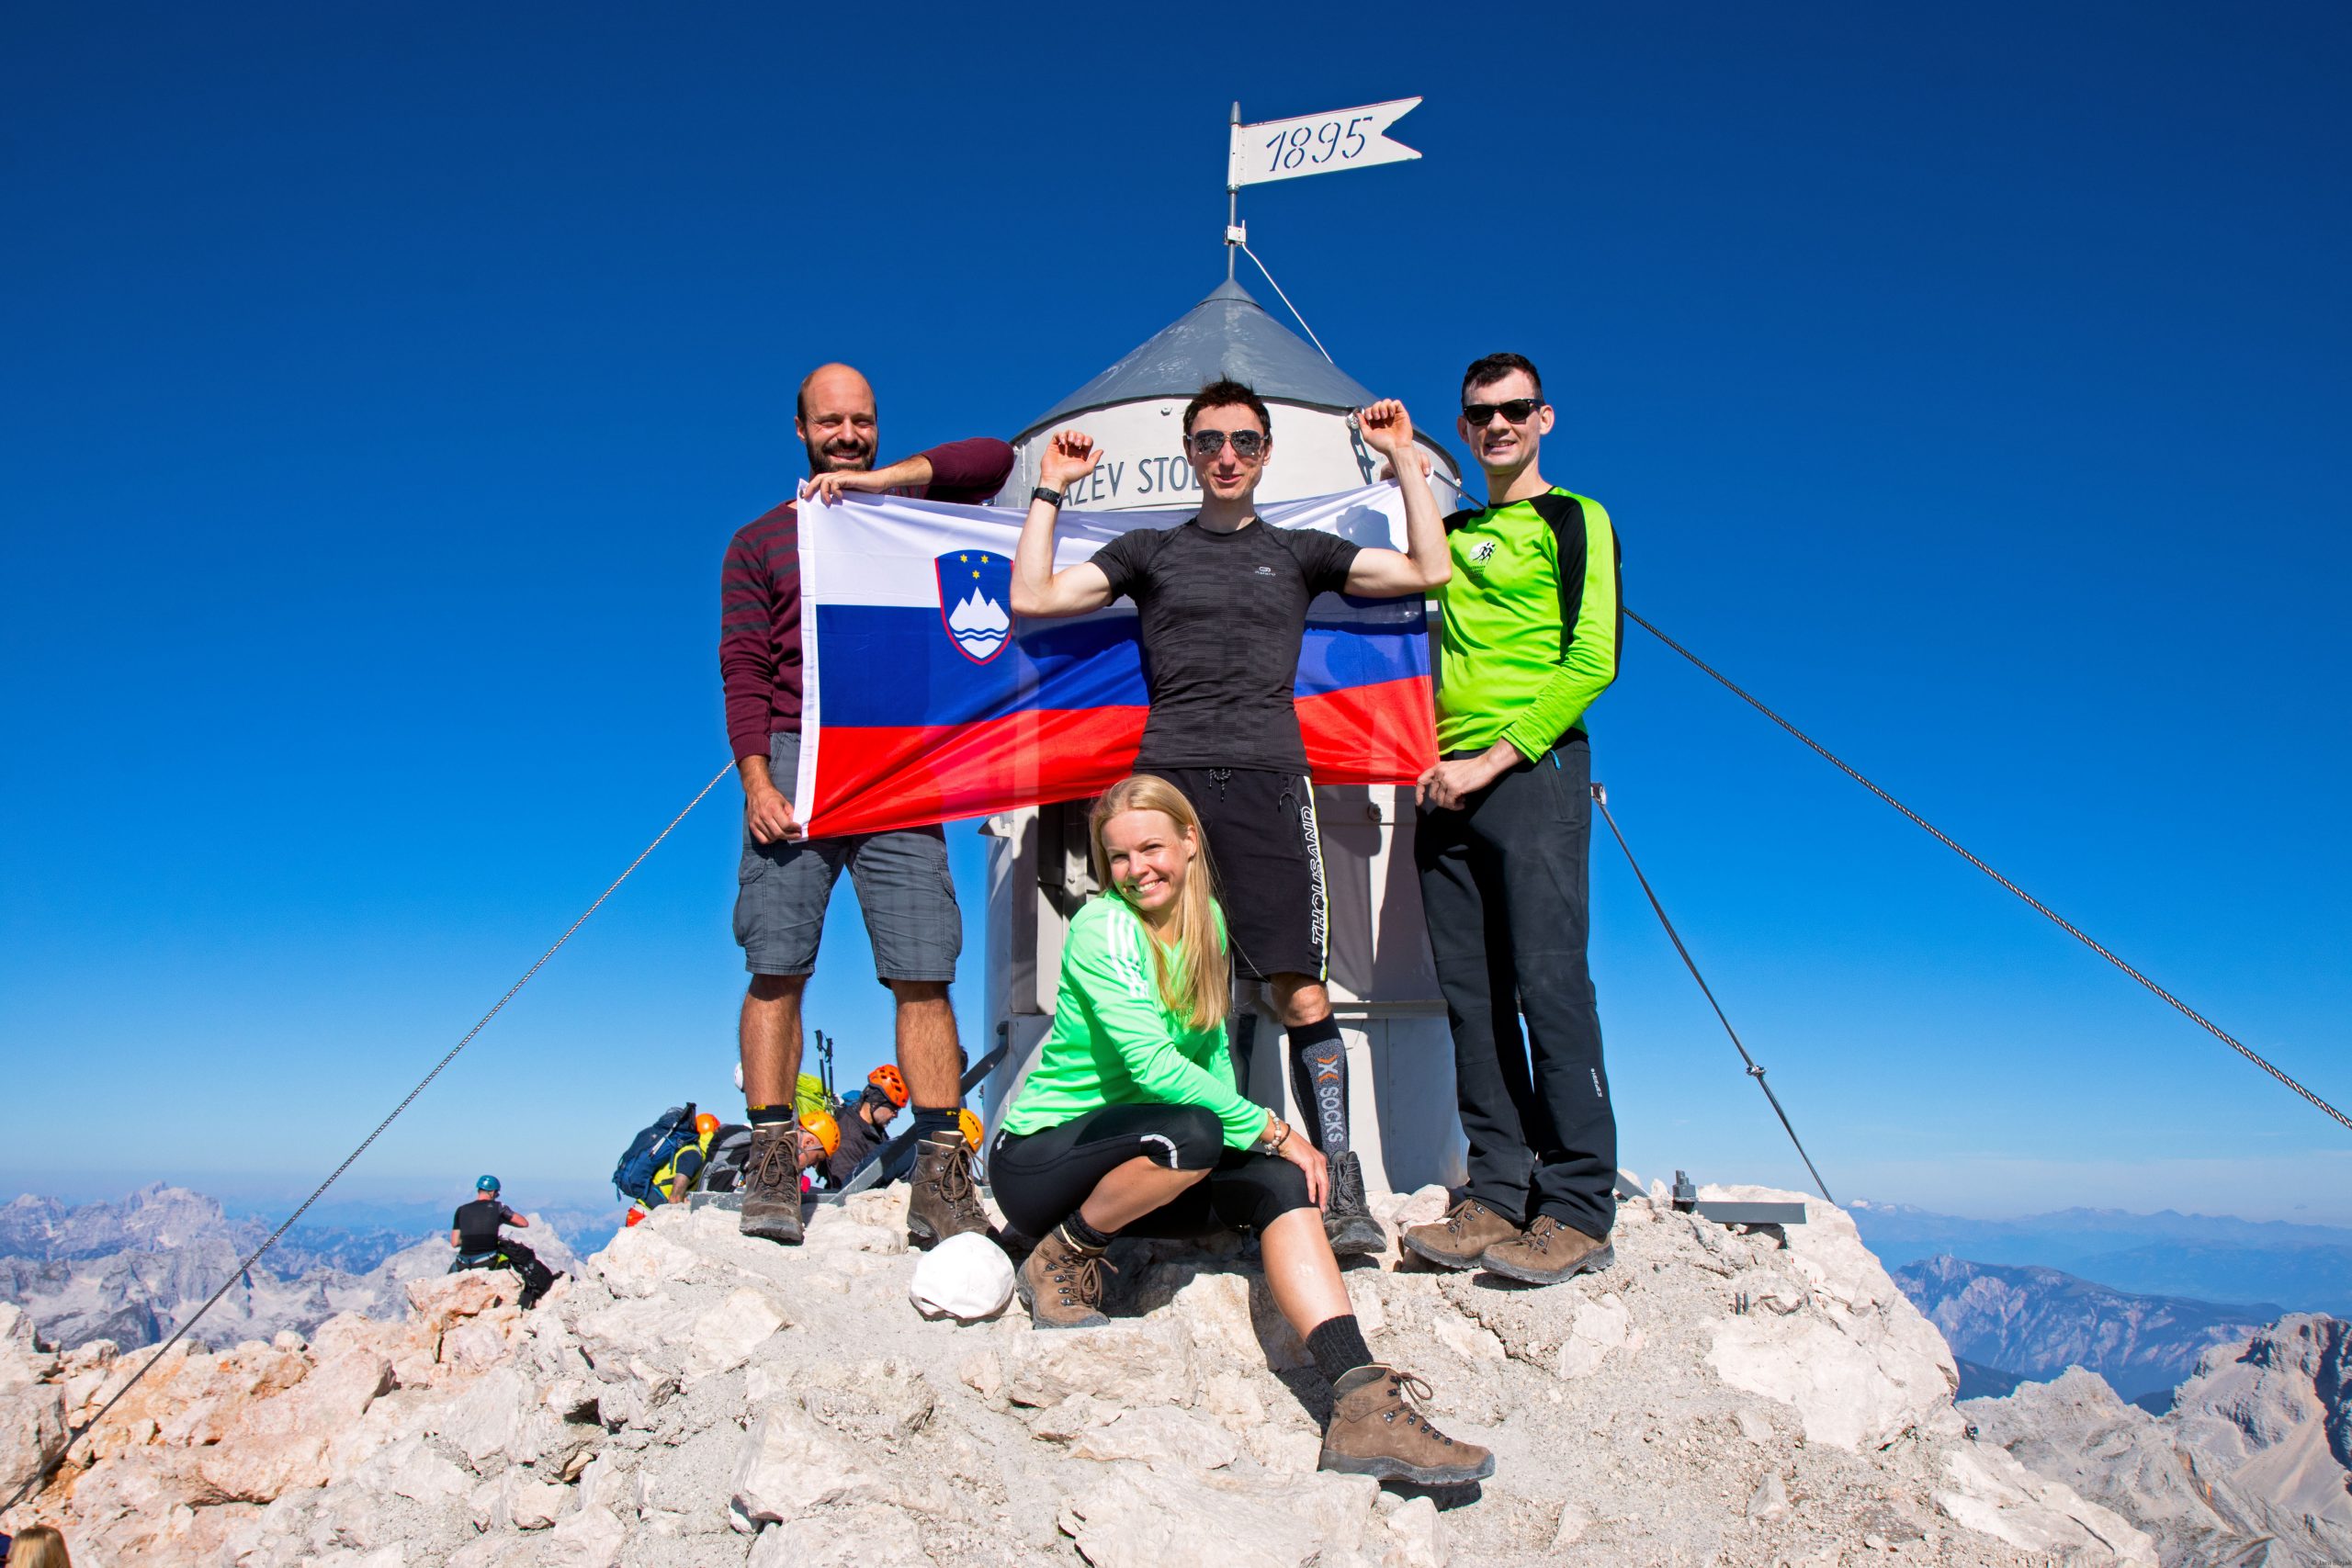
[1555,1292,1630,1379]
[3,1177,2163,1568]
[748,1502,922,1567]
[1067,1406,1239,1470]
[1708,1312,1951,1450]
[1935,1444,2158,1565]
[1149,1269,1307,1371]
[588,1225,707,1299]
[731,1405,885,1522]
[1057,1465,1381,1567]
[791,1356,934,1444]
[548,1501,629,1568]
[1004,1317,1200,1409]
[1971,1325,2352,1568]
[192,1348,392,1503]
[1375,1494,1448,1567]
[0,1380,66,1495]
[678,1287,785,1382]
[404,1269,520,1328]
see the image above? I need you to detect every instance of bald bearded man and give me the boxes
[718,363,1013,1248]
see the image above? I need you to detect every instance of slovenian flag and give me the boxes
[794,483,1438,838]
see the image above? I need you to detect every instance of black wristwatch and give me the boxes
[1031,486,1064,508]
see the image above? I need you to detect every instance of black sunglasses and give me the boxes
[1186,428,1268,459]
[1462,397,1544,427]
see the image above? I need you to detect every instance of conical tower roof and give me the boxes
[1018,277,1375,440]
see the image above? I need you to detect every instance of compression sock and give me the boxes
[1285,1017,1350,1158]
[746,1103,793,1127]
[1306,1315,1373,1384]
[1061,1213,1114,1252]
[910,1106,962,1141]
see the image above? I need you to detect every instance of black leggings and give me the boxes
[991,1102,1312,1241]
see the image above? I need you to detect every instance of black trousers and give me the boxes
[990,1103,1312,1242]
[1414,735,1616,1238]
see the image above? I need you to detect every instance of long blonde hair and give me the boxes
[1089,776,1229,1033]
[8,1525,73,1568]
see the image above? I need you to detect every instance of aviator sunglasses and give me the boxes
[1462,397,1544,427]
[1186,428,1269,459]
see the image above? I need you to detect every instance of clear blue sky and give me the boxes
[6,4,2346,1223]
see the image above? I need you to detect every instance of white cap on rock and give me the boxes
[908,1232,1014,1323]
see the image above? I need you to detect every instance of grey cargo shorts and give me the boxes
[734,731,963,983]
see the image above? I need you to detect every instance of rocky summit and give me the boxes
[1,1182,2160,1567]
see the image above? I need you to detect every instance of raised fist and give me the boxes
[1039,430,1102,491]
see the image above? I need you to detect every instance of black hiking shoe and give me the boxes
[1323,1152,1388,1258]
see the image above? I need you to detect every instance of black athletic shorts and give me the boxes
[1136,766,1326,984]
[990,1103,1312,1241]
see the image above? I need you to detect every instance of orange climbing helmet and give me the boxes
[694,1112,721,1138]
[801,1108,841,1159]
[958,1109,984,1150]
[867,1064,910,1108]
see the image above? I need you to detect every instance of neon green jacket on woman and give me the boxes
[999,895,1265,1150]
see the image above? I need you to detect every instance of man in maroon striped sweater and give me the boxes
[719,362,1014,1247]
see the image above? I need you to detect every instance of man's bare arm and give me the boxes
[1344,400,1452,596]
[799,453,934,505]
[1011,430,1117,618]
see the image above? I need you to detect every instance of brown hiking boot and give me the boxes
[1479,1213,1613,1285]
[1322,1152,1387,1258]
[737,1121,805,1245]
[1318,1365,1494,1485]
[905,1129,991,1249]
[742,1123,808,1241]
[1013,1225,1110,1330]
[1400,1198,1521,1269]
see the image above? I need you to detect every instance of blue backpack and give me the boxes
[613,1103,698,1203]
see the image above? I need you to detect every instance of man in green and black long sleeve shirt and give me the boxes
[1401,353,1623,1286]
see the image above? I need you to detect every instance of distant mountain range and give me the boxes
[1849,1201,2352,1316]
[0,1183,603,1351]
[1894,1254,2278,1404]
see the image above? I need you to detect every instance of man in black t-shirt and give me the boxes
[448,1175,559,1307]
[1010,378,1448,1254]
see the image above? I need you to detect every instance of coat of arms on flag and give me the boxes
[936,550,1012,664]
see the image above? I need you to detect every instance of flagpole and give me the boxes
[1226,101,1240,281]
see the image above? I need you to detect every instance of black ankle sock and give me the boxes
[1285,1018,1350,1159]
[746,1103,794,1127]
[1060,1213,1114,1253]
[910,1106,960,1140]
[1306,1315,1373,1384]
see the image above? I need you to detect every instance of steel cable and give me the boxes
[1625,608,2350,1135]
[1591,784,1836,1202]
[2,761,737,1513]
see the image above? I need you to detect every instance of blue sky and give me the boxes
[5,4,2347,1224]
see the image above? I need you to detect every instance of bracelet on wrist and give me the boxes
[1031,485,1064,508]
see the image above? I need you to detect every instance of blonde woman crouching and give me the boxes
[989,775,1493,1486]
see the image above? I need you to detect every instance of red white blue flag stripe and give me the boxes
[794,483,1437,838]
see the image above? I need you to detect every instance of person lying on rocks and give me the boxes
[988,774,1495,1487]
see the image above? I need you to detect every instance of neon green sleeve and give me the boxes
[1066,908,1267,1149]
[1501,498,1622,761]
